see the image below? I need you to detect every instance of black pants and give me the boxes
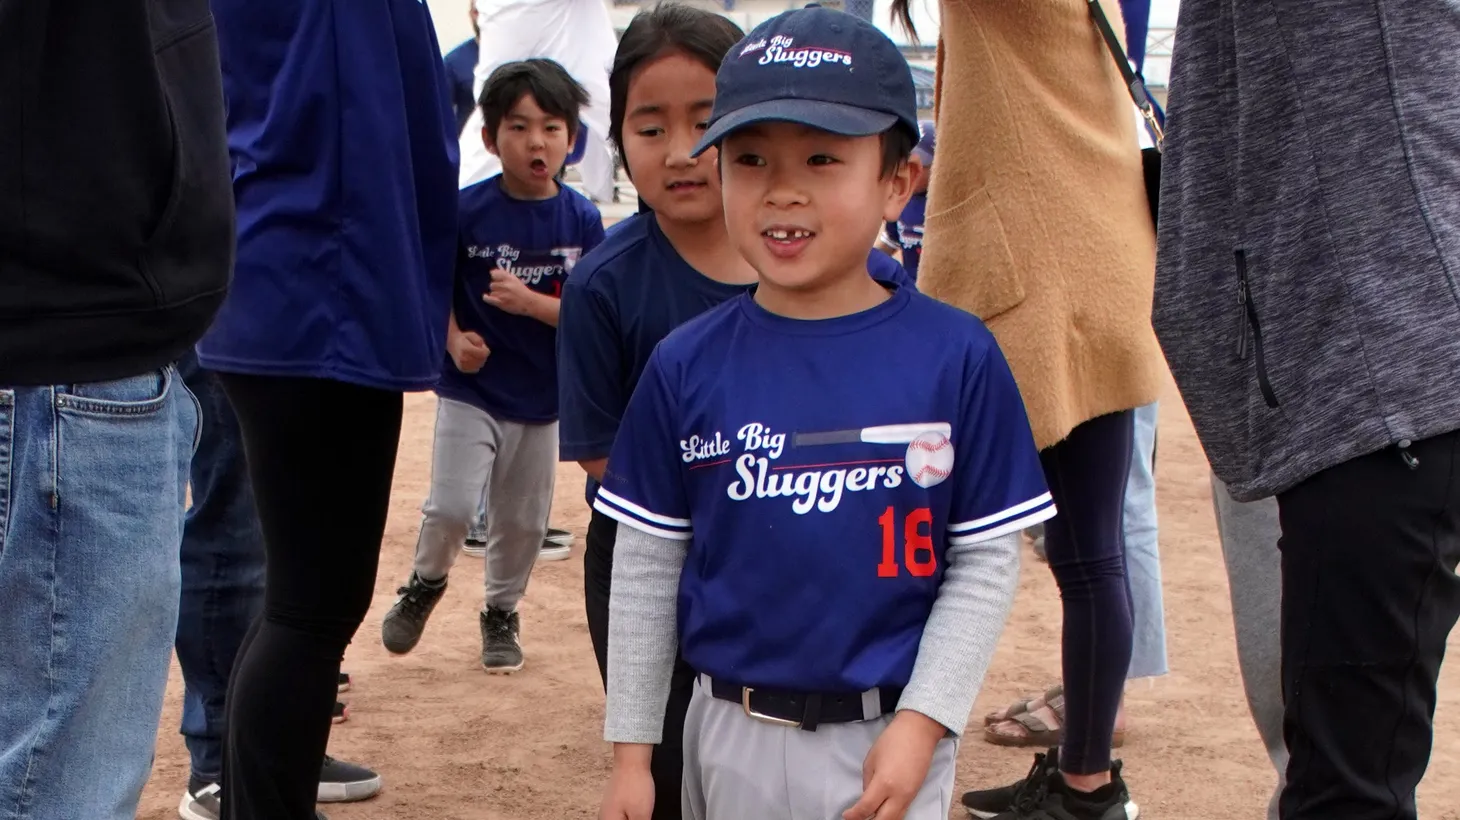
[1040,410,1135,775]
[585,508,696,820]
[1277,430,1460,820]
[218,374,404,820]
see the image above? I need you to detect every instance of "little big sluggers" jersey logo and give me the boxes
[680,421,953,516]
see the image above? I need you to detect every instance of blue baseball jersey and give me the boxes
[436,177,605,423]
[557,212,912,500]
[884,192,926,282]
[593,284,1054,693]
[200,0,460,392]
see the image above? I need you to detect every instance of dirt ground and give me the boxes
[135,381,1460,819]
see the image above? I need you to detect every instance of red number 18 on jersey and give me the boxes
[877,506,936,578]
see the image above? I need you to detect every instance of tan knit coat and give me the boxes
[920,0,1166,450]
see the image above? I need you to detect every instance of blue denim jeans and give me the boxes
[175,351,266,785]
[1125,401,1168,679]
[0,366,199,820]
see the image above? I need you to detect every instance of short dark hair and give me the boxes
[478,58,591,143]
[608,4,745,176]
[879,124,917,178]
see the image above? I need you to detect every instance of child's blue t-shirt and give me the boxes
[883,192,927,282]
[557,212,912,501]
[593,284,1053,692]
[436,176,604,423]
[199,0,460,392]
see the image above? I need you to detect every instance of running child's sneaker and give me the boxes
[480,607,524,673]
[337,671,351,693]
[965,749,1139,820]
[381,572,447,654]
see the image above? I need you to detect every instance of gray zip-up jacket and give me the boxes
[1153,0,1460,502]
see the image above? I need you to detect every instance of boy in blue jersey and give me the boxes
[876,119,933,282]
[595,9,1055,820]
[381,58,605,671]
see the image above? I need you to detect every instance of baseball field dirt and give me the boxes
[136,378,1460,819]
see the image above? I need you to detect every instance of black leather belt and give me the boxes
[706,676,902,732]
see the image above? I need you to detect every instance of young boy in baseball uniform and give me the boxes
[380,58,604,671]
[593,8,1055,820]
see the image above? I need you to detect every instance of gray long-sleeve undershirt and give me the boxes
[603,522,1023,744]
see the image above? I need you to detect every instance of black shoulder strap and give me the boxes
[1087,0,1164,152]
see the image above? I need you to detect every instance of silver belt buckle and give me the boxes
[741,686,801,728]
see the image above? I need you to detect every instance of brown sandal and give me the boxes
[982,692,1127,748]
[983,684,1063,726]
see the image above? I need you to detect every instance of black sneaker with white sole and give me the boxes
[480,607,523,673]
[381,571,447,654]
[178,779,221,820]
[964,749,1139,820]
[178,758,374,820]
[318,754,384,803]
[538,528,573,561]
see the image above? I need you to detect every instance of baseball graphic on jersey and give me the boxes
[905,430,954,488]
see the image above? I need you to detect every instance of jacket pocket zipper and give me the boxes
[1235,250,1280,408]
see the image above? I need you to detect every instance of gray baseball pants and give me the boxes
[413,397,556,611]
[680,676,958,820]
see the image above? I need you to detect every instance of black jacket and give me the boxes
[0,0,234,385]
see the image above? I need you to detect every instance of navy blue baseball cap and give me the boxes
[691,5,919,157]
[914,119,936,164]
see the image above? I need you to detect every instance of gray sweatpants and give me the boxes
[680,677,958,820]
[414,397,557,611]
[1211,475,1286,820]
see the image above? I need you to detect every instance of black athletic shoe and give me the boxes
[381,572,447,654]
[337,671,351,693]
[318,755,383,803]
[480,607,523,673]
[965,749,1139,820]
[178,778,221,820]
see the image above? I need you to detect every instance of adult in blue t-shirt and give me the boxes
[199,1,459,816]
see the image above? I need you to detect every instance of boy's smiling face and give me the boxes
[720,121,916,294]
[484,92,573,199]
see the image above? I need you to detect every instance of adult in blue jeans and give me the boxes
[173,351,382,820]
[0,2,230,818]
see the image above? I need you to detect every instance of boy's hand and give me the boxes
[483,269,541,316]
[599,745,655,820]
[842,711,946,820]
[448,327,490,374]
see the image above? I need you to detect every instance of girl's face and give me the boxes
[620,51,723,225]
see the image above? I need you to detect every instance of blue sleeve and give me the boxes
[583,206,607,254]
[946,344,1056,545]
[591,348,691,540]
[557,276,627,462]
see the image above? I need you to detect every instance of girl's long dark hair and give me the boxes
[607,3,745,178]
[890,0,920,44]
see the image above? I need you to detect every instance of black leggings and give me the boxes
[1041,409,1135,775]
[584,508,695,820]
[218,374,403,820]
